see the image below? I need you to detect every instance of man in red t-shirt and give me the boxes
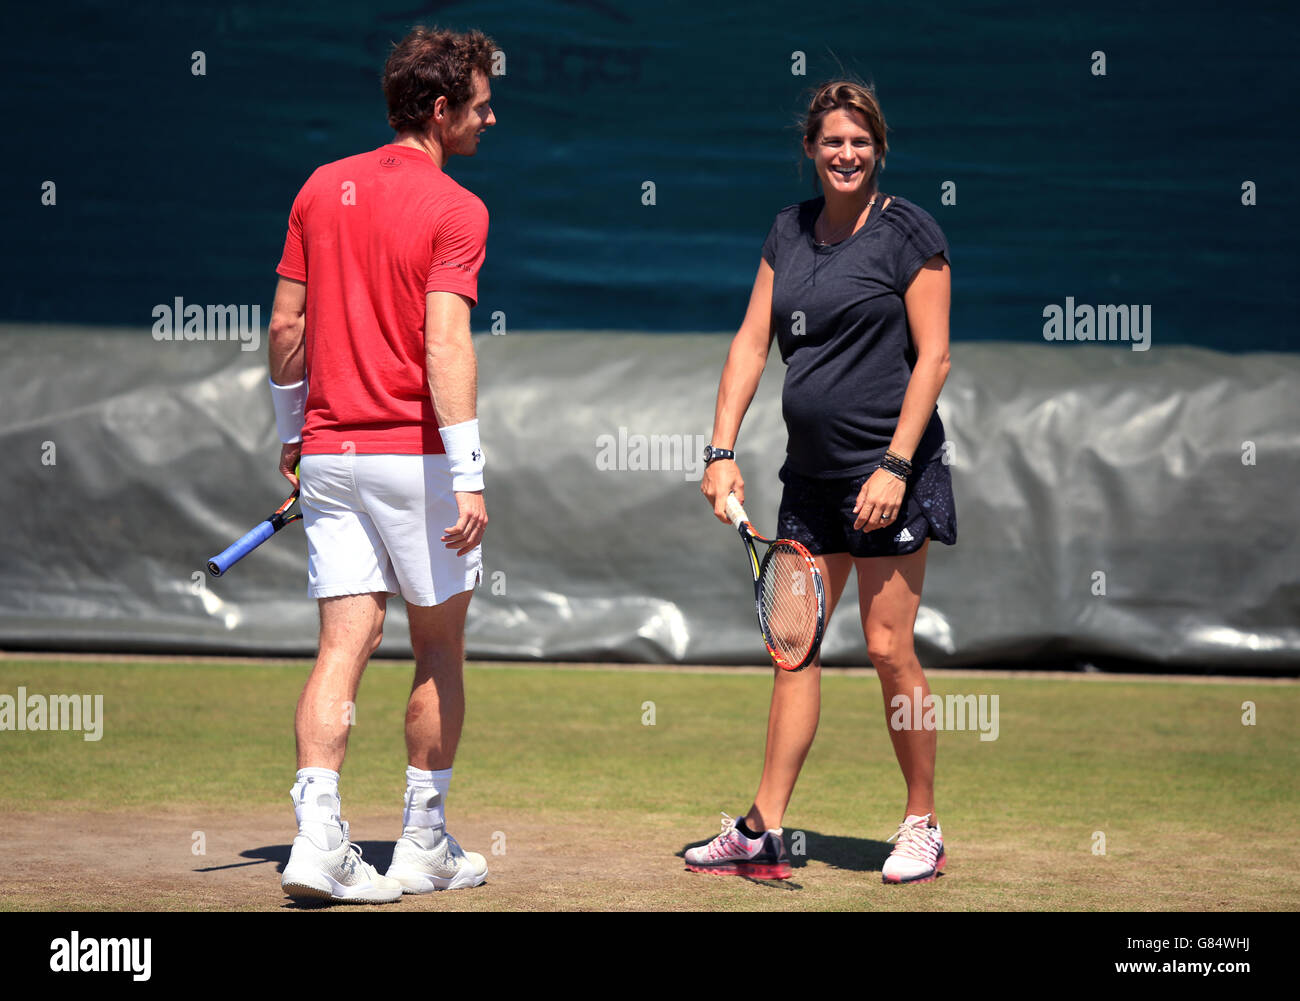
[267,26,497,904]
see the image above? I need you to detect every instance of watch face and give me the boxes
[703,445,713,462]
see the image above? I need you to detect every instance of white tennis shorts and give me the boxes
[299,453,482,607]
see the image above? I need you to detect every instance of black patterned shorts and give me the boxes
[777,459,957,558]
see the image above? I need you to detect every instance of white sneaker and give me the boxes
[683,811,792,879]
[386,830,488,893]
[282,820,404,903]
[882,813,946,884]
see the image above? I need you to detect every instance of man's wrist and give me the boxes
[440,418,485,491]
[269,376,307,444]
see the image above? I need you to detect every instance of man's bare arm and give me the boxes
[269,277,307,385]
[425,290,477,427]
[426,290,486,555]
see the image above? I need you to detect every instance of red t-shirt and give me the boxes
[276,143,488,454]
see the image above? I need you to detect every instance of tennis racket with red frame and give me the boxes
[724,493,826,671]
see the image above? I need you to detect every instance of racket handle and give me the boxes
[725,493,749,528]
[207,520,277,577]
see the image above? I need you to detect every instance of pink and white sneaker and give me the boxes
[684,812,791,879]
[882,813,946,884]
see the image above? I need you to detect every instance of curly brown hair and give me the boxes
[383,26,497,133]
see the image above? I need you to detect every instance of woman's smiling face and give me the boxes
[806,108,881,195]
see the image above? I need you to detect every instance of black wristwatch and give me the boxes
[703,445,735,464]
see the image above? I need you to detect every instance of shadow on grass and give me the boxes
[796,830,894,873]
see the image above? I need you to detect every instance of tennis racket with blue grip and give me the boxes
[206,491,302,577]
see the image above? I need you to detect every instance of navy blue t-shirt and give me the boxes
[761,194,950,478]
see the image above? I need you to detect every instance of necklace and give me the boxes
[815,193,879,246]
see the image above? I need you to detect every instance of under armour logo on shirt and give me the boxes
[471,449,482,462]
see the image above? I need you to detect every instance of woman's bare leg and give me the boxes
[856,540,936,825]
[745,553,852,831]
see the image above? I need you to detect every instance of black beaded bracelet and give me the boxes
[880,451,913,481]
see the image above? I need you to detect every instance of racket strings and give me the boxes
[759,545,820,666]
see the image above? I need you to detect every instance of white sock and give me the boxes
[291,767,343,851]
[402,765,452,849]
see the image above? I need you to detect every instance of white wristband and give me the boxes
[269,376,308,444]
[439,418,484,492]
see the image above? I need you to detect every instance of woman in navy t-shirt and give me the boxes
[689,80,957,886]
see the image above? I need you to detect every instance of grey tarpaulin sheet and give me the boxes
[1,326,1297,670]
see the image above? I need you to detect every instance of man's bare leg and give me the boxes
[281,592,402,903]
[387,589,487,892]
[404,590,472,770]
[295,593,387,770]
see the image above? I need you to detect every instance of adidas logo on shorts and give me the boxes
[894,527,914,543]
